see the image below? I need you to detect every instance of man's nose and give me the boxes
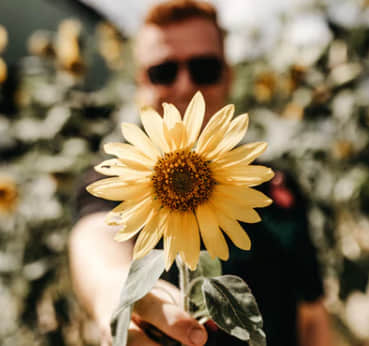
[174,65,196,95]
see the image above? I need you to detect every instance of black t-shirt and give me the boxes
[75,168,323,346]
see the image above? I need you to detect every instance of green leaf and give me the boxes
[194,251,222,278]
[188,251,222,313]
[202,275,266,346]
[112,306,132,346]
[110,250,166,338]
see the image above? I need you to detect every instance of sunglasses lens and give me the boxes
[147,61,178,85]
[189,57,223,85]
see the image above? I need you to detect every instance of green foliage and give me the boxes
[188,251,222,314]
[112,306,132,346]
[1,2,369,345]
[110,250,166,344]
[202,275,265,345]
[184,253,265,345]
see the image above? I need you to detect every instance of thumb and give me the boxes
[134,292,208,346]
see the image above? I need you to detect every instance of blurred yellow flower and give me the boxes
[56,19,84,75]
[332,140,353,159]
[0,25,8,54]
[28,31,55,58]
[87,92,274,270]
[0,58,7,84]
[253,71,276,103]
[96,22,125,70]
[0,175,18,214]
[282,102,304,120]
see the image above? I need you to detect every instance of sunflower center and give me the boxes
[172,171,193,194]
[152,150,215,211]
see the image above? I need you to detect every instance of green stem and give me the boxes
[178,256,190,313]
[186,276,204,297]
[177,256,191,346]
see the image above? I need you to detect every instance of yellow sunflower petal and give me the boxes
[183,91,205,147]
[133,212,164,260]
[214,184,273,208]
[179,212,200,270]
[140,106,169,153]
[105,201,126,225]
[205,113,249,160]
[163,103,181,129]
[114,196,154,242]
[86,178,151,201]
[164,211,180,270]
[196,203,229,260]
[94,159,151,178]
[171,122,188,149]
[213,142,268,168]
[105,201,130,225]
[213,164,274,178]
[162,123,174,152]
[213,172,270,187]
[212,165,275,187]
[161,121,188,152]
[196,104,234,156]
[179,125,189,149]
[105,192,151,225]
[121,123,161,160]
[104,143,154,170]
[95,159,126,176]
[210,194,261,224]
[216,212,251,250]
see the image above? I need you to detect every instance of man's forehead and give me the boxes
[135,17,223,66]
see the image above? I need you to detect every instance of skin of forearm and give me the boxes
[68,212,208,346]
[68,212,134,324]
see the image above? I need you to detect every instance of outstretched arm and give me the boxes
[68,211,207,346]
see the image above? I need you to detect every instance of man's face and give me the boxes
[135,17,231,125]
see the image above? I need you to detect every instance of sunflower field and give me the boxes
[0,1,369,345]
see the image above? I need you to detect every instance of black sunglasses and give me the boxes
[147,56,224,86]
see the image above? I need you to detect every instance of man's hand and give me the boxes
[69,212,207,346]
[97,281,208,346]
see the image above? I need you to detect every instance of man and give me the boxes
[69,1,333,345]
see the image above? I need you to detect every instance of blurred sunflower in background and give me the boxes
[56,19,85,76]
[0,24,8,84]
[0,174,18,214]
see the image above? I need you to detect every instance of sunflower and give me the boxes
[0,58,7,84]
[87,92,274,270]
[0,175,18,214]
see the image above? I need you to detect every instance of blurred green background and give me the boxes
[0,0,369,345]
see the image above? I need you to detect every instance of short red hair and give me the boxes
[144,0,224,39]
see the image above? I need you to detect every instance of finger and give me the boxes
[151,280,180,304]
[100,337,112,346]
[97,320,112,346]
[127,321,160,346]
[134,293,207,346]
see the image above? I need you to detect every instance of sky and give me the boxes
[79,0,315,35]
[78,0,339,64]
